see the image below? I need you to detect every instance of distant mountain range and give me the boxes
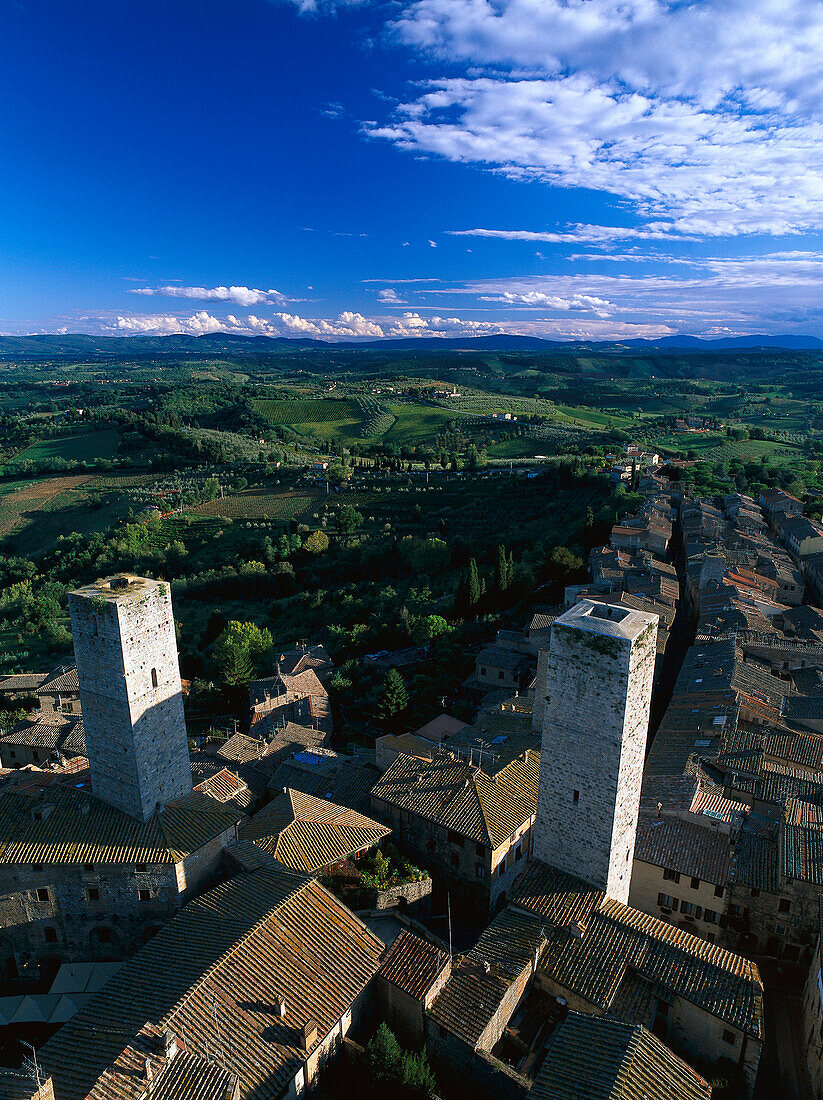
[0,331,822,360]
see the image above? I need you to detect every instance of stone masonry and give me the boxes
[68,575,192,822]
[534,599,657,904]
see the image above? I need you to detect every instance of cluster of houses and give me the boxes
[3,477,823,1099]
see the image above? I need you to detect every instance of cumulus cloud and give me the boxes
[131,285,288,307]
[364,0,823,237]
[377,287,407,303]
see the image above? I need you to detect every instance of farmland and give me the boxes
[11,428,120,466]
[193,487,321,523]
[254,398,366,443]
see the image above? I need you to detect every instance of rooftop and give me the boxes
[39,866,384,1100]
[634,814,731,885]
[530,1012,712,1100]
[241,789,389,873]
[553,599,658,644]
[378,929,450,1001]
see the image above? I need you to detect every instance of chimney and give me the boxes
[275,996,287,1018]
[144,1058,153,1083]
[163,1030,178,1061]
[301,1020,319,1050]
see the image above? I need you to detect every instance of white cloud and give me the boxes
[365,0,823,237]
[448,223,689,244]
[427,239,437,247]
[479,291,614,315]
[131,285,288,307]
[378,287,407,303]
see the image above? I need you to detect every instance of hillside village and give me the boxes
[2,477,823,1100]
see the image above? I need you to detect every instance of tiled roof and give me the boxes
[0,784,242,867]
[146,1050,238,1100]
[378,930,450,1000]
[268,753,379,815]
[0,674,48,693]
[242,789,389,873]
[37,663,80,694]
[429,906,547,1048]
[515,861,763,1039]
[634,815,731,885]
[531,1012,712,1100]
[0,716,86,757]
[215,733,266,764]
[731,831,779,893]
[39,867,384,1100]
[475,646,531,671]
[784,696,823,722]
[782,824,823,886]
[193,766,248,804]
[371,751,537,848]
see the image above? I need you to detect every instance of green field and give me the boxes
[254,398,365,443]
[12,429,120,465]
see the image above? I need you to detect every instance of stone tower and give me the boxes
[69,575,192,822]
[535,599,657,904]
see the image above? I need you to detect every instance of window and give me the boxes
[475,843,485,858]
[427,840,436,854]
[31,863,43,872]
[138,889,151,901]
[778,898,791,914]
[447,832,464,849]
[87,887,100,903]
[680,901,701,919]
[480,667,487,677]
[498,670,505,680]
[84,863,95,872]
[9,750,15,759]
[135,863,148,872]
[450,853,459,868]
[703,909,718,924]
[663,868,680,883]
[514,845,523,862]
[573,790,580,804]
[656,999,669,1018]
[44,927,58,944]
[657,893,678,910]
[776,922,786,935]
[722,1030,736,1047]
[476,865,486,879]
[714,884,724,899]
[729,903,749,919]
[690,877,700,890]
[151,668,158,689]
[36,888,49,903]
[750,888,760,898]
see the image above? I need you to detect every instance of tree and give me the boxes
[400,536,450,575]
[337,504,363,534]
[365,1023,402,1085]
[400,1050,437,1100]
[410,614,452,646]
[303,529,329,554]
[466,557,481,607]
[327,464,351,485]
[212,621,272,685]
[495,544,511,593]
[378,669,410,721]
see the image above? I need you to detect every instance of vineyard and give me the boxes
[355,397,395,438]
[253,398,365,443]
[0,474,96,540]
[192,487,321,522]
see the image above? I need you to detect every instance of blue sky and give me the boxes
[2,0,823,340]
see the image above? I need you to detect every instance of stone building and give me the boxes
[375,929,451,1049]
[801,927,823,1100]
[370,749,539,915]
[68,575,192,822]
[38,865,384,1100]
[534,599,658,905]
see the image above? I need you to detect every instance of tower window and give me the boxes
[44,927,58,944]
[36,888,50,903]
[151,668,158,689]
[572,790,580,804]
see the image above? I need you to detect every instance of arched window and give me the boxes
[151,668,158,689]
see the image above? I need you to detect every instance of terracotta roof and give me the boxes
[268,752,379,815]
[429,906,547,1048]
[242,789,389,873]
[531,1012,712,1100]
[39,867,384,1100]
[782,824,823,886]
[371,751,537,849]
[145,1050,237,1100]
[635,815,731,885]
[37,663,80,694]
[0,784,242,867]
[378,930,450,1001]
[0,717,85,757]
[515,861,763,1040]
[0,674,48,693]
[215,733,266,764]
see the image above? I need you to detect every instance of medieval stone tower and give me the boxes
[69,575,192,822]
[534,599,658,904]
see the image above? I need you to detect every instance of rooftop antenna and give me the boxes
[447,892,453,963]
[209,991,227,1072]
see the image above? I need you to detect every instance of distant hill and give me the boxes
[0,330,821,360]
